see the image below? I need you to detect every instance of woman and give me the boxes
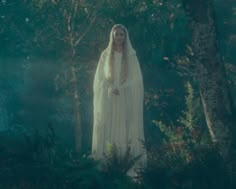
[92,24,146,174]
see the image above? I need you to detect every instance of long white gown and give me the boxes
[92,25,146,177]
[92,48,146,170]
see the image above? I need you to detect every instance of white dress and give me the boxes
[92,49,146,172]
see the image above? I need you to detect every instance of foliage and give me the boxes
[142,143,229,189]
[151,82,203,168]
[102,144,142,177]
[1,0,236,188]
[0,127,229,189]
[142,82,229,189]
[0,125,103,189]
[98,144,143,189]
[0,0,192,143]
[0,125,146,189]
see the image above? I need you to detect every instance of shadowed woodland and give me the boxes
[1,0,236,188]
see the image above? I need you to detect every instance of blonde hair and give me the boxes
[107,25,128,84]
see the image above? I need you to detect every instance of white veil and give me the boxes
[104,24,136,83]
[107,24,136,54]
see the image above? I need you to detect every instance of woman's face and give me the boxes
[113,28,126,47]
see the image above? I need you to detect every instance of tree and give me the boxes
[19,0,99,152]
[183,0,236,162]
[46,0,97,152]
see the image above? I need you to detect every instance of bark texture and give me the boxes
[183,0,236,160]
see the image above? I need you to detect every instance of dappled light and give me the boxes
[1,0,236,189]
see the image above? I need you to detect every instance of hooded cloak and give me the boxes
[92,24,146,171]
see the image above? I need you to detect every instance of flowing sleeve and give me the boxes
[93,50,112,124]
[120,54,144,100]
[120,54,145,158]
[92,51,111,158]
[93,51,110,93]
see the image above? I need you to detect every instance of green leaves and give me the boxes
[103,144,142,177]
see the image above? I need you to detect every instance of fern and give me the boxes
[102,144,142,177]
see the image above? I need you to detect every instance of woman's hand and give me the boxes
[112,88,120,95]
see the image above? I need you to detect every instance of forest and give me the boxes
[0,0,236,188]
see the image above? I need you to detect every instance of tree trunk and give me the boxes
[69,32,82,152]
[183,0,236,161]
[69,64,82,153]
[65,3,96,152]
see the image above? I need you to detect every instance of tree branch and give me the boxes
[74,15,97,48]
